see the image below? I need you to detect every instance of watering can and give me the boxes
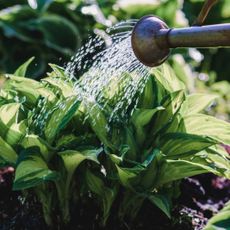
[131,0,230,67]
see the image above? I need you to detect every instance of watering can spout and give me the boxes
[131,15,230,67]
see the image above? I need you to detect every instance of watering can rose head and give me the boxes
[131,15,170,67]
[132,15,230,67]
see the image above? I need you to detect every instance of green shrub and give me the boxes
[0,59,229,227]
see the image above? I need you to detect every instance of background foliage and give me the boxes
[0,0,229,80]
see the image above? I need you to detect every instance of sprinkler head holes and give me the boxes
[131,16,170,67]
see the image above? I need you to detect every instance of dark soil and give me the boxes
[0,167,229,230]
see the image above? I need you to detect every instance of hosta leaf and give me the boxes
[153,64,185,93]
[5,119,27,146]
[58,148,101,177]
[34,15,80,55]
[180,114,230,145]
[3,75,56,105]
[148,194,171,218]
[86,101,114,150]
[160,133,217,158]
[85,170,117,225]
[152,90,185,136]
[0,102,20,127]
[45,97,80,143]
[0,6,38,42]
[156,159,211,186]
[43,64,74,98]
[0,102,21,138]
[14,57,35,77]
[139,149,161,190]
[56,133,98,150]
[56,147,102,222]
[114,150,159,190]
[181,93,218,115]
[131,107,164,146]
[193,146,230,179]
[21,134,53,162]
[137,75,157,109]
[171,55,195,92]
[13,147,59,190]
[115,164,144,189]
[48,64,68,80]
[157,149,230,186]
[42,77,74,98]
[123,127,138,161]
[0,136,17,167]
[204,201,230,230]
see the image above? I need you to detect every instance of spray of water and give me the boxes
[32,20,151,136]
[65,20,150,123]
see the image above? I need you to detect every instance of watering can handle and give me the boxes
[157,23,230,48]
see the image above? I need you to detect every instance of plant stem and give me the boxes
[193,0,219,26]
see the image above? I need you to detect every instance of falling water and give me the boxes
[65,20,150,123]
[31,20,151,135]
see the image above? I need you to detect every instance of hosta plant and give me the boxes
[0,59,229,227]
[204,201,230,230]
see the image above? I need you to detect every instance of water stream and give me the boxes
[65,20,150,123]
[32,20,151,134]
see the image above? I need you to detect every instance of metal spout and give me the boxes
[131,15,230,67]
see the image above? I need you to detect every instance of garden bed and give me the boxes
[1,167,229,230]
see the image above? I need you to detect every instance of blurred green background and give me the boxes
[0,0,229,80]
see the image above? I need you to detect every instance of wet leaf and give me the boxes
[13,147,59,190]
[14,57,35,77]
[0,136,17,167]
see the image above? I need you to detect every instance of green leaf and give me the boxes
[13,147,59,190]
[156,159,211,186]
[152,90,185,136]
[138,149,161,190]
[45,97,80,143]
[180,114,230,145]
[114,150,160,190]
[42,76,74,98]
[157,148,230,186]
[0,136,17,167]
[34,15,80,55]
[5,119,27,146]
[85,170,117,225]
[0,6,38,42]
[14,57,35,77]
[131,107,164,146]
[86,101,114,150]
[160,133,217,158]
[0,102,21,138]
[192,146,230,179]
[118,191,144,222]
[0,102,20,127]
[148,194,171,218]
[137,75,156,109]
[115,164,144,189]
[21,134,53,162]
[58,148,101,177]
[3,75,56,105]
[204,201,230,230]
[56,148,101,222]
[153,64,185,93]
[181,93,218,115]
